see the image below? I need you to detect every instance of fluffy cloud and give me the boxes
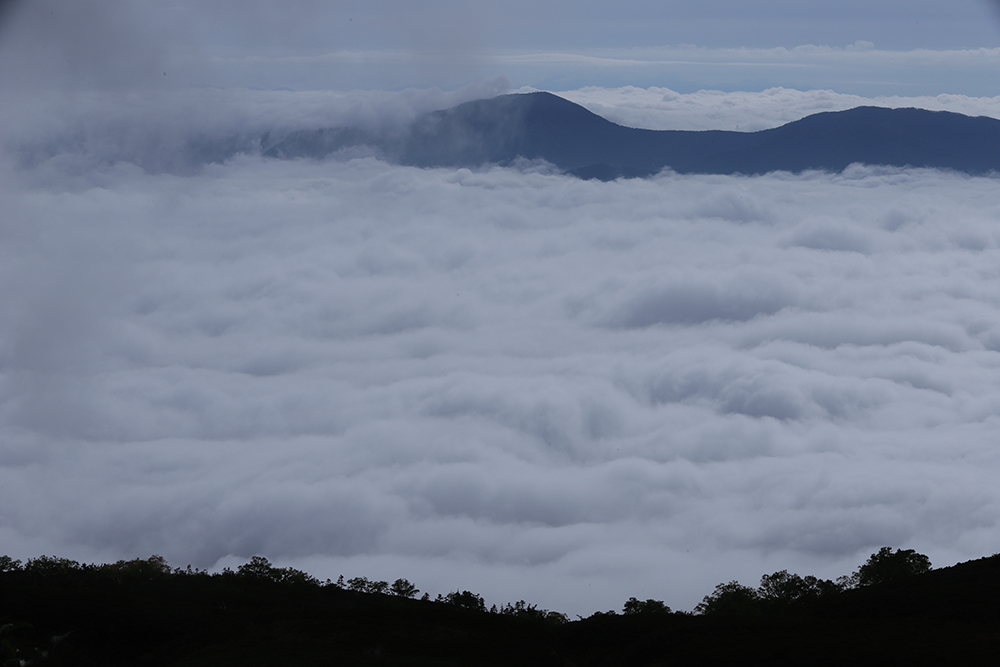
[4,102,1000,615]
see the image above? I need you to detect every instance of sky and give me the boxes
[3,0,1000,94]
[3,1,1000,616]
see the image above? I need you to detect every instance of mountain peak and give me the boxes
[266,93,1000,178]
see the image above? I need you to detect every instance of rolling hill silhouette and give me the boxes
[265,92,1000,179]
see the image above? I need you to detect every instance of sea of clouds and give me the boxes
[3,85,1000,615]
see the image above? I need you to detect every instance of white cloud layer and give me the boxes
[4,86,1000,614]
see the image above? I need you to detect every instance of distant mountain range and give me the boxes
[262,92,1000,179]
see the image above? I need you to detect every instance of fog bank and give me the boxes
[3,136,1000,612]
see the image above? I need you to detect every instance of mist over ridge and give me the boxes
[10,86,1000,182]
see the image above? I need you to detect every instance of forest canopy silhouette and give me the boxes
[3,547,1000,665]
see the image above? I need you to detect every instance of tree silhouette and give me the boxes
[390,578,419,598]
[367,580,390,595]
[236,556,318,585]
[499,600,570,623]
[622,597,671,615]
[346,576,370,592]
[694,581,760,616]
[855,547,931,587]
[237,555,275,579]
[445,590,486,612]
[23,555,81,577]
[0,556,22,572]
[757,570,841,604]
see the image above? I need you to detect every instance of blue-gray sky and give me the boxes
[3,0,1000,94]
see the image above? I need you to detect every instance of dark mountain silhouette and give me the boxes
[265,92,1000,179]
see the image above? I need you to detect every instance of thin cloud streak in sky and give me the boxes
[494,43,1000,96]
[175,43,1000,95]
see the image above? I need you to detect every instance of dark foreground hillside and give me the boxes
[2,554,1000,665]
